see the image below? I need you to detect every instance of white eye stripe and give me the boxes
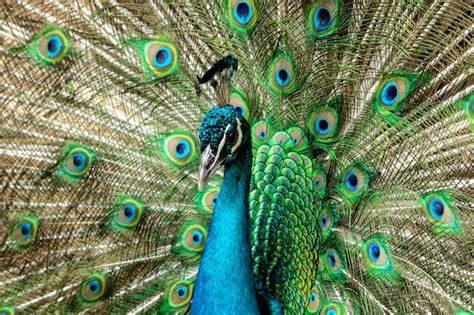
[231,118,243,154]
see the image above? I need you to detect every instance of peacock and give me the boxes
[0,0,472,314]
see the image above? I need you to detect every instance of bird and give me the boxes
[0,0,472,314]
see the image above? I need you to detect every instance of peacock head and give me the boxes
[198,105,250,189]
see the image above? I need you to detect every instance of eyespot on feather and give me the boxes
[252,120,273,144]
[11,216,39,247]
[308,0,341,38]
[169,280,194,307]
[80,273,106,302]
[159,131,198,167]
[195,186,220,215]
[268,53,297,94]
[58,143,95,184]
[307,287,322,313]
[421,191,461,234]
[228,0,257,31]
[145,41,178,77]
[113,196,144,229]
[229,88,250,120]
[339,165,370,200]
[307,107,339,141]
[31,26,71,65]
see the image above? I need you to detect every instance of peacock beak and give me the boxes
[198,145,226,190]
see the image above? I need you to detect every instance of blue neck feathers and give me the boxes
[191,143,259,314]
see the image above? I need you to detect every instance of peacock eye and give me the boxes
[286,127,306,150]
[312,168,327,198]
[145,41,178,77]
[368,242,381,262]
[180,223,207,252]
[306,287,322,313]
[276,68,291,87]
[45,35,63,58]
[269,54,296,94]
[252,120,273,144]
[313,6,332,31]
[428,198,444,221]
[421,191,461,234]
[307,107,339,141]
[113,197,144,229]
[80,273,106,302]
[12,216,39,247]
[344,171,358,191]
[35,27,70,65]
[381,82,398,106]
[160,131,198,167]
[168,281,194,308]
[375,75,415,112]
[362,238,393,273]
[340,165,370,200]
[228,0,257,31]
[63,145,94,179]
[153,47,172,69]
[320,214,328,228]
[308,0,341,38]
[196,187,220,214]
[176,285,188,299]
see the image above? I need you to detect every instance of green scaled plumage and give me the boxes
[0,1,472,314]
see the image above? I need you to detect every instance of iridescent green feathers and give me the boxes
[1,1,472,314]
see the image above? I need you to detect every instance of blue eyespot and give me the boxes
[88,279,101,294]
[46,35,63,58]
[212,197,218,206]
[123,204,137,222]
[153,47,172,69]
[175,284,188,299]
[320,214,328,228]
[429,198,444,221]
[259,131,266,140]
[344,171,358,191]
[368,243,381,262]
[315,117,330,135]
[310,291,317,302]
[192,230,203,246]
[327,309,337,315]
[19,222,32,239]
[235,106,245,118]
[275,68,290,87]
[175,140,191,159]
[381,82,398,106]
[313,7,332,31]
[72,152,87,171]
[327,251,336,267]
[233,1,253,25]
[315,179,320,186]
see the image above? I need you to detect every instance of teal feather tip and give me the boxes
[267,52,297,95]
[195,186,220,215]
[128,38,179,79]
[172,219,208,259]
[227,0,257,32]
[362,237,398,279]
[161,280,194,313]
[157,130,198,167]
[109,195,144,231]
[10,216,39,249]
[57,143,95,184]
[420,191,462,235]
[26,26,71,66]
[308,0,342,38]
[337,163,372,203]
[79,273,107,303]
[0,306,15,315]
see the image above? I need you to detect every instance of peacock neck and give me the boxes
[191,143,259,314]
